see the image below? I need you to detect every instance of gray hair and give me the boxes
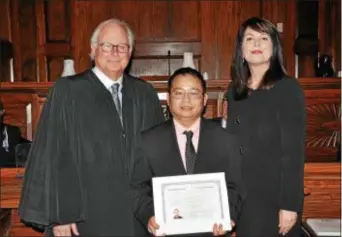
[90,18,134,60]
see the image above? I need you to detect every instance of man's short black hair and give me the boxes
[167,67,206,93]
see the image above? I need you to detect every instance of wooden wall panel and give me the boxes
[73,0,201,74]
[13,0,37,82]
[128,41,201,77]
[262,0,296,77]
[10,210,43,236]
[162,1,200,41]
[1,163,340,235]
[0,0,11,40]
[84,0,201,42]
[36,0,72,82]
[303,163,341,219]
[129,58,200,77]
[47,57,64,82]
[304,87,341,162]
[0,0,12,82]
[201,1,261,79]
[317,0,341,60]
[107,1,170,41]
[46,0,70,42]
[3,78,339,161]
[331,0,341,72]
[2,0,340,82]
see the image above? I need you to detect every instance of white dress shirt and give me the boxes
[92,67,123,106]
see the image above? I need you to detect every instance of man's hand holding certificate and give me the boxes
[148,216,236,236]
[151,173,233,236]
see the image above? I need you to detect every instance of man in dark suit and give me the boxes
[0,100,22,167]
[19,18,165,237]
[131,67,246,237]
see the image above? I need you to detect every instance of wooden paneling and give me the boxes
[129,42,201,77]
[303,163,341,219]
[0,77,340,162]
[15,0,37,82]
[2,0,340,82]
[334,0,341,72]
[262,0,296,77]
[0,0,12,82]
[0,209,11,236]
[46,0,70,42]
[72,0,201,75]
[1,162,340,235]
[305,94,340,161]
[317,0,341,59]
[0,0,11,40]
[201,1,261,79]
[329,0,341,72]
[0,167,43,236]
[47,57,64,82]
[133,42,201,58]
[36,0,72,82]
[129,58,200,77]
[296,0,319,78]
[0,169,23,209]
[10,210,43,236]
[296,0,341,77]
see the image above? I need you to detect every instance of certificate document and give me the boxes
[152,172,231,236]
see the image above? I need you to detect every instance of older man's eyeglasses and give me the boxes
[171,89,203,100]
[98,42,130,53]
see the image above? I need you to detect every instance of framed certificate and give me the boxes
[152,172,231,236]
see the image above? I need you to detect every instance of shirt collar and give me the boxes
[92,67,123,90]
[173,118,201,138]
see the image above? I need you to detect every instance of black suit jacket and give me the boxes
[131,118,246,233]
[211,116,225,127]
[0,124,21,167]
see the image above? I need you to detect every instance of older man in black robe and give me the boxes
[19,18,164,236]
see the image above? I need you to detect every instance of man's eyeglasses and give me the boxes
[171,89,203,100]
[98,42,130,53]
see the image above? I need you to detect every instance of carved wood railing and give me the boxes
[0,77,340,235]
[0,77,340,162]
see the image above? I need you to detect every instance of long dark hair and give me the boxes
[230,17,287,100]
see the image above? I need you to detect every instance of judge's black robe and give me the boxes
[19,69,165,236]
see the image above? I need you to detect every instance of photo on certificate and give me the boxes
[152,172,231,236]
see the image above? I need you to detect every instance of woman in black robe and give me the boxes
[227,17,306,237]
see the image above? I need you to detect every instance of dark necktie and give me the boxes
[183,131,196,174]
[110,83,123,125]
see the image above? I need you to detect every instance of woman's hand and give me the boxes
[279,209,297,235]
